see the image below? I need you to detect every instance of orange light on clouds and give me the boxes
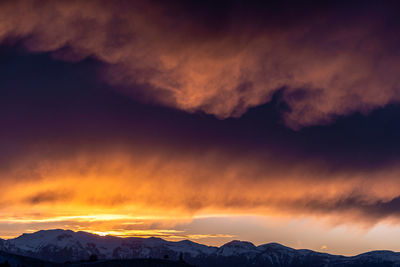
[1,147,400,244]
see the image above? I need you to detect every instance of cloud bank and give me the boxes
[1,0,400,128]
[2,141,400,227]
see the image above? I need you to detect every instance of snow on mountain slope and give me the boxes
[167,239,217,256]
[352,250,400,262]
[8,229,120,251]
[216,240,257,256]
[2,229,400,267]
[1,229,216,263]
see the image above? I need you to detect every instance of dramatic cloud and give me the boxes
[2,143,400,228]
[1,0,400,128]
[1,44,400,231]
[2,0,400,255]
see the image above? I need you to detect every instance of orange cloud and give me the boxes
[0,0,399,128]
[2,146,400,231]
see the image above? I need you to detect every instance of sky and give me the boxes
[1,0,400,256]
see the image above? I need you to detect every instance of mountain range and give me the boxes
[0,229,400,266]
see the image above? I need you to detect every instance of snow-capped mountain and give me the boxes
[1,229,400,267]
[0,229,215,263]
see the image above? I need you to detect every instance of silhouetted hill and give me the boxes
[0,250,194,267]
[0,249,60,267]
[66,259,193,267]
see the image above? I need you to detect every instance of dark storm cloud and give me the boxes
[1,46,400,224]
[0,0,400,128]
[1,43,400,174]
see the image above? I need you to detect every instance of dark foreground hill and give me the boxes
[0,250,194,267]
[1,229,400,267]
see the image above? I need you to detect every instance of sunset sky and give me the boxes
[2,0,400,256]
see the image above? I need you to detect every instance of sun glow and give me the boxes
[0,214,136,224]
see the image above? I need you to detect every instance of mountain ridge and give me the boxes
[0,229,400,267]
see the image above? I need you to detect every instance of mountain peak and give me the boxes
[2,230,400,266]
[222,240,256,248]
[217,240,257,256]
